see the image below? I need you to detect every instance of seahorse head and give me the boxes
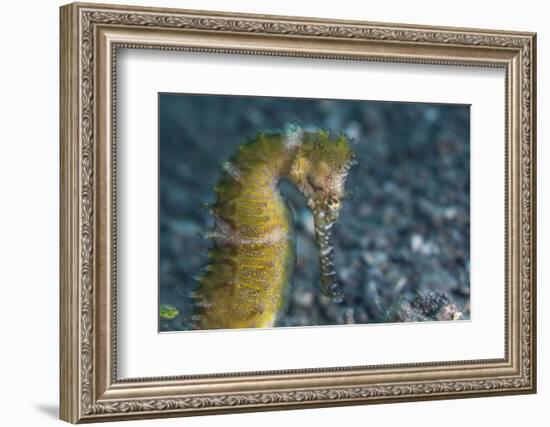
[289,130,357,303]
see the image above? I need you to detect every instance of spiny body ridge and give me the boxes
[192,127,356,330]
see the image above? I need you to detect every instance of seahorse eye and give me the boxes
[326,198,340,210]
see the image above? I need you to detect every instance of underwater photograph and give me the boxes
[158,93,470,332]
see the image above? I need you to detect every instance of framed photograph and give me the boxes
[59,2,537,423]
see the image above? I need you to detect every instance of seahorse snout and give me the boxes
[314,214,344,303]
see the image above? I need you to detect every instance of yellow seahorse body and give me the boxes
[194,129,355,330]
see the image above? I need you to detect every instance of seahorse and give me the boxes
[192,126,356,330]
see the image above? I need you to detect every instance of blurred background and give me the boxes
[158,93,470,331]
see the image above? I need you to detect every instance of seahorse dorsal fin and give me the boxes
[222,161,243,182]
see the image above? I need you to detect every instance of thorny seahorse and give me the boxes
[192,126,356,330]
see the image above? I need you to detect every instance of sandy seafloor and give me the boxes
[158,93,470,331]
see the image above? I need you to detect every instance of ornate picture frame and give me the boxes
[60,2,536,423]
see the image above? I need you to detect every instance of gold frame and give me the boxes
[60,2,537,423]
